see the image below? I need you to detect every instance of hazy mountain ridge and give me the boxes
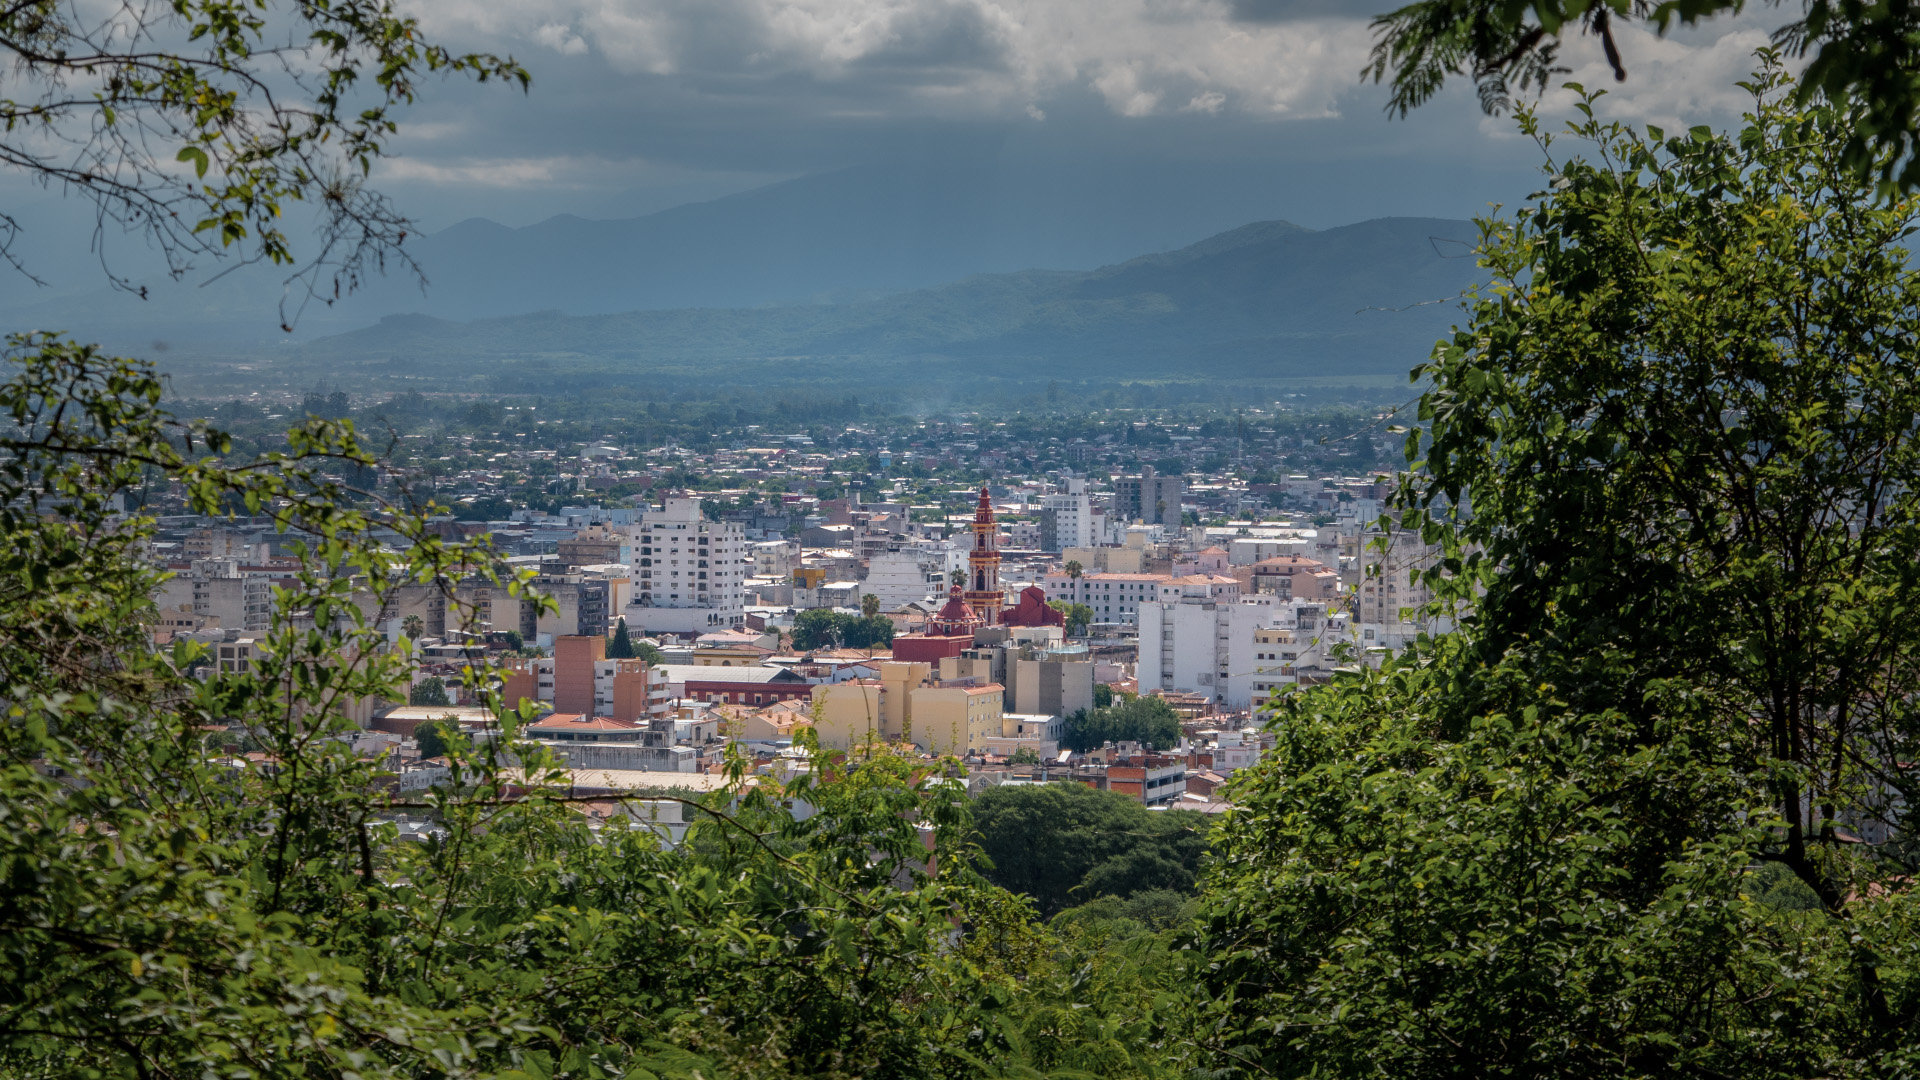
[285,216,1482,393]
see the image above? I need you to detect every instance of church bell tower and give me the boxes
[964,485,1003,626]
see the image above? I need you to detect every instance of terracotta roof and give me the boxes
[1252,555,1327,570]
[527,714,642,733]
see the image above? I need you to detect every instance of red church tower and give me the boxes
[964,486,1003,626]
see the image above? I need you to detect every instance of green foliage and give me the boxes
[608,616,636,659]
[790,607,840,650]
[0,0,526,324]
[972,784,1210,917]
[1062,695,1180,752]
[1369,0,1920,190]
[1092,682,1114,708]
[1048,599,1092,635]
[791,607,893,651]
[634,638,665,665]
[414,717,453,760]
[1200,68,1920,1077]
[408,675,450,707]
[1053,888,1197,940]
[1008,745,1042,765]
[0,337,1197,1080]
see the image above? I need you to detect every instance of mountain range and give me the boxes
[276,215,1484,396]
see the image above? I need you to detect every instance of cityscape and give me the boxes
[6,0,1919,1075]
[148,394,1432,808]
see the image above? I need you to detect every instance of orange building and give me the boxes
[553,634,605,714]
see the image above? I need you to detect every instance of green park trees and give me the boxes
[789,607,895,651]
[972,784,1211,917]
[1062,693,1181,752]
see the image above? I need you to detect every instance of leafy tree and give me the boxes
[1201,68,1920,1078]
[414,717,453,760]
[0,0,525,322]
[400,613,425,641]
[1367,0,1920,190]
[973,784,1211,917]
[0,4,1208,1074]
[1009,745,1042,765]
[634,638,665,665]
[1048,600,1093,635]
[850,614,895,650]
[1064,559,1083,580]
[790,609,893,651]
[1054,889,1196,938]
[498,628,524,651]
[861,592,881,618]
[790,607,841,651]
[1092,683,1115,708]
[608,616,636,658]
[0,338,1198,1080]
[1063,695,1181,752]
[408,675,450,707]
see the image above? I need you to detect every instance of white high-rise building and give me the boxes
[1137,585,1298,710]
[1040,478,1094,551]
[622,496,747,634]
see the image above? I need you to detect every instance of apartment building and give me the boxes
[625,496,748,634]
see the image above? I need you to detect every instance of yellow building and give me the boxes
[909,682,1004,756]
[811,679,886,750]
[809,660,1001,755]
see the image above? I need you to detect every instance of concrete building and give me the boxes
[1113,466,1184,526]
[1356,527,1444,649]
[525,714,698,772]
[1137,583,1289,710]
[862,540,964,610]
[808,660,1025,757]
[552,635,603,714]
[1247,555,1340,600]
[499,649,671,721]
[529,572,611,645]
[1248,607,1340,711]
[556,525,628,568]
[154,557,281,631]
[1061,545,1145,574]
[751,539,802,578]
[625,496,748,635]
[1039,478,1094,551]
[1041,572,1175,625]
[910,682,1006,756]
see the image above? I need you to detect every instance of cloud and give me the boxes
[1479,17,1786,138]
[362,0,1814,233]
[381,155,637,188]
[410,0,1379,121]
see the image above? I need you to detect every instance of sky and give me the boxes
[0,0,1792,338]
[360,0,1784,231]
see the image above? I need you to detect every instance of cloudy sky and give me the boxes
[361,0,1781,232]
